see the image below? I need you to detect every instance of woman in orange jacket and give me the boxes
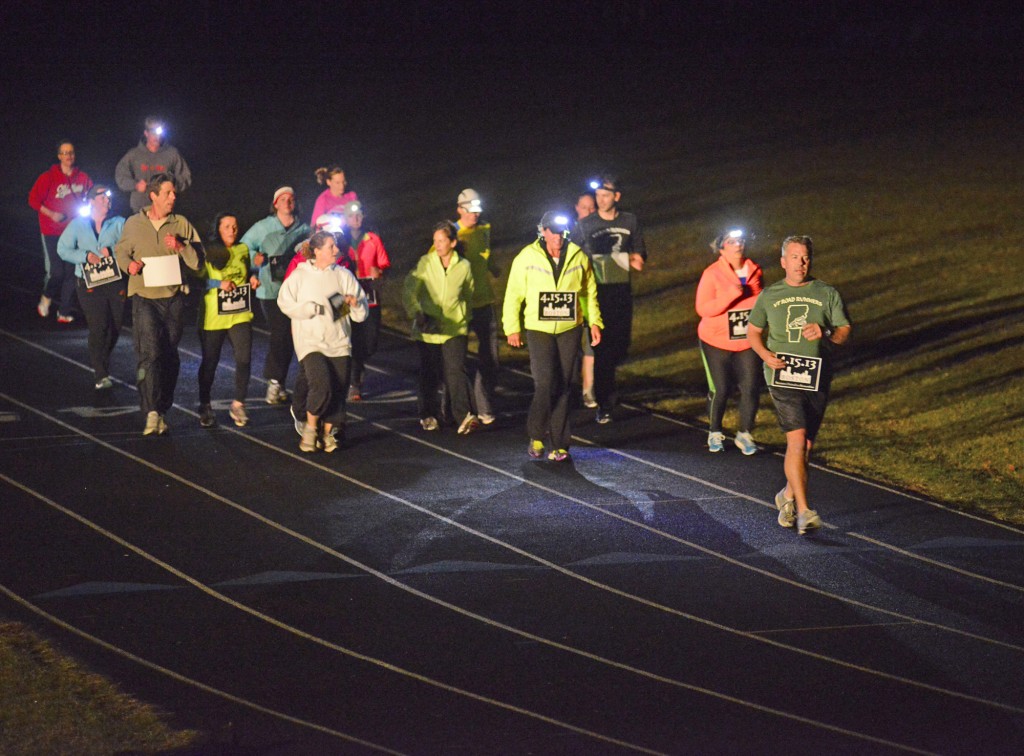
[695,229,764,455]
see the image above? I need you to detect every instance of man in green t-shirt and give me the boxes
[748,235,851,535]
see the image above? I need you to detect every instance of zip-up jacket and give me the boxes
[695,256,764,351]
[502,239,603,336]
[199,243,254,331]
[57,215,126,279]
[403,250,474,345]
[240,215,312,301]
[114,208,203,299]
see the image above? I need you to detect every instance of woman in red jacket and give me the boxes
[695,229,764,455]
[28,140,92,322]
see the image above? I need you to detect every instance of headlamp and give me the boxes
[553,215,569,227]
[78,204,91,218]
[324,218,344,233]
[726,229,745,241]
[153,125,165,136]
[465,199,483,213]
[589,180,600,190]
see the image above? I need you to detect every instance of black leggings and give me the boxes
[700,341,762,433]
[198,322,253,404]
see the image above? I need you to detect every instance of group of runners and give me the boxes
[28,118,852,535]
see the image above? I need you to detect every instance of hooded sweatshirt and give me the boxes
[277,261,368,360]
[28,165,92,236]
[114,140,192,211]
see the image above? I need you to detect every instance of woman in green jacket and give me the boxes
[403,221,477,434]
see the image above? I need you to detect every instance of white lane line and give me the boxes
[0,473,667,756]
[630,406,1024,534]
[3,394,1023,724]
[362,416,1024,653]
[5,328,1024,655]
[0,589,400,752]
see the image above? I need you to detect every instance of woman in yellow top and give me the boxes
[502,212,602,461]
[403,221,478,434]
[197,213,259,428]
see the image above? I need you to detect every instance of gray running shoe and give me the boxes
[290,405,304,436]
[420,417,439,431]
[94,376,113,390]
[708,431,725,453]
[582,390,598,409]
[775,487,796,528]
[300,423,318,452]
[265,379,288,405]
[798,509,822,535]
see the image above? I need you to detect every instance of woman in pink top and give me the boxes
[310,165,358,224]
[694,229,764,455]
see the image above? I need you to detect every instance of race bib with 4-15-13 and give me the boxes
[538,291,577,322]
[728,308,751,340]
[771,353,822,391]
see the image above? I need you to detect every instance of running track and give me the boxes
[2,280,1024,754]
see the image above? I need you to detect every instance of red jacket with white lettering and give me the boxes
[28,165,93,236]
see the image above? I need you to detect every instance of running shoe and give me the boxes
[322,429,339,453]
[229,403,249,427]
[300,423,318,452]
[596,409,612,424]
[457,413,480,435]
[708,431,725,453]
[547,448,570,462]
[37,295,51,318]
[156,415,168,435]
[775,487,796,528]
[797,509,822,535]
[348,384,362,401]
[199,404,215,428]
[420,417,439,431]
[143,411,161,436]
[94,376,113,390]
[528,439,544,459]
[265,379,288,405]
[290,405,304,436]
[478,412,496,426]
[582,390,598,409]
[734,431,758,456]
[56,314,75,324]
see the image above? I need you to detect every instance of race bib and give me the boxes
[538,291,577,322]
[82,256,122,288]
[727,308,751,340]
[358,277,378,306]
[217,284,252,315]
[771,353,822,391]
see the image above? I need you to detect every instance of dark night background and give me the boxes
[1,1,1021,265]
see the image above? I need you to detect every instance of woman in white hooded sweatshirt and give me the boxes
[278,230,368,452]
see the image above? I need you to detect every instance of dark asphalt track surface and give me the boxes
[2,274,1024,755]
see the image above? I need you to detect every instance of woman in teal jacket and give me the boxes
[502,212,603,461]
[403,221,477,434]
[56,184,125,389]
[196,212,259,428]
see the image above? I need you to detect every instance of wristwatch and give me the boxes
[822,326,834,339]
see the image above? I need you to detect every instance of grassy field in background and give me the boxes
[383,88,1024,524]
[0,622,199,753]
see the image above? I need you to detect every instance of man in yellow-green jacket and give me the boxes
[503,212,603,462]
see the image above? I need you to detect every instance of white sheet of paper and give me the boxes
[142,255,182,287]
